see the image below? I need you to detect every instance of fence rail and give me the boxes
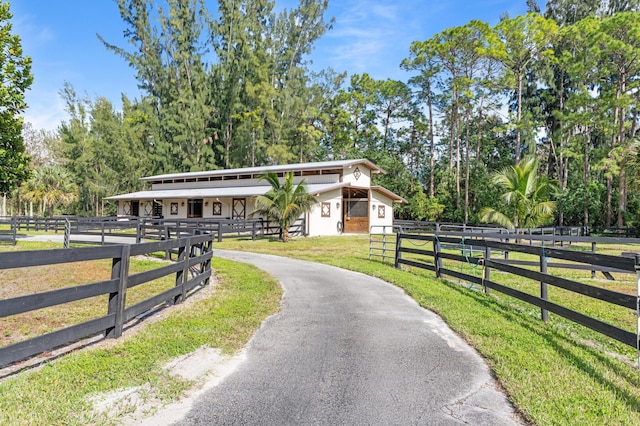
[392,231,640,361]
[393,220,640,239]
[53,216,308,248]
[0,233,214,368]
[0,217,17,245]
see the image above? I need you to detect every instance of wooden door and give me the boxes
[343,199,369,233]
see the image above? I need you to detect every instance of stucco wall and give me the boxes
[369,191,395,232]
[306,188,343,237]
[342,164,371,187]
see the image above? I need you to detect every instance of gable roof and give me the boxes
[141,159,385,182]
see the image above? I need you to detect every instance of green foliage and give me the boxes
[57,85,149,216]
[10,1,640,229]
[479,156,558,228]
[0,1,33,194]
[250,171,317,242]
[21,165,77,217]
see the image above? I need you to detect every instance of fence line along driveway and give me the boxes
[171,250,523,426]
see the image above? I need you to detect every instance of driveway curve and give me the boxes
[174,250,523,425]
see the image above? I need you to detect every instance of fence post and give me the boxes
[483,244,491,295]
[64,218,70,248]
[11,216,16,246]
[636,254,640,368]
[434,235,442,278]
[540,247,548,322]
[394,232,402,268]
[106,245,130,338]
[136,218,142,244]
[591,242,597,279]
[203,237,213,286]
[175,236,192,304]
[252,220,257,240]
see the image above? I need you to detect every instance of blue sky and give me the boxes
[13,0,536,131]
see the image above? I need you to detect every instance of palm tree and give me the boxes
[251,171,317,242]
[479,157,557,229]
[21,166,78,217]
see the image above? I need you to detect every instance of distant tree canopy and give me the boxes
[10,1,640,227]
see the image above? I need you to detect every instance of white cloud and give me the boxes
[23,88,67,132]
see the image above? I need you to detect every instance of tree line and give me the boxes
[5,0,640,229]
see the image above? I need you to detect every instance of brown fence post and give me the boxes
[540,247,549,322]
[107,244,130,338]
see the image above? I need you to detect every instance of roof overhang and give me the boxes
[105,182,351,201]
[371,186,408,204]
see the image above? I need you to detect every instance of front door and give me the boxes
[232,198,246,219]
[343,188,369,233]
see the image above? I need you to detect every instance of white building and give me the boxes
[106,159,406,236]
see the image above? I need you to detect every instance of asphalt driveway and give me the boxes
[172,250,522,425]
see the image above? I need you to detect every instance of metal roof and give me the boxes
[105,182,351,201]
[140,159,385,181]
[105,182,407,203]
[371,186,408,204]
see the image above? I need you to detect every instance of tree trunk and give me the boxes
[464,112,470,224]
[583,128,590,228]
[427,80,435,198]
[618,166,626,227]
[515,71,523,165]
[605,175,612,228]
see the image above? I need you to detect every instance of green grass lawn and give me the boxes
[215,236,640,426]
[2,234,640,425]
[0,255,282,426]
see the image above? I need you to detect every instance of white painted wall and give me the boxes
[306,188,343,237]
[369,191,395,231]
[342,164,371,187]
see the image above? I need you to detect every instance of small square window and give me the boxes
[212,202,222,216]
[321,202,331,218]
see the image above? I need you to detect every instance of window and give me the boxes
[378,205,385,219]
[346,200,368,218]
[212,201,222,216]
[170,203,179,215]
[321,202,331,217]
[153,200,163,217]
[232,198,246,219]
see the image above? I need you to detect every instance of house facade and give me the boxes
[106,159,406,236]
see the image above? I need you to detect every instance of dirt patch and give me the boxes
[90,346,246,425]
